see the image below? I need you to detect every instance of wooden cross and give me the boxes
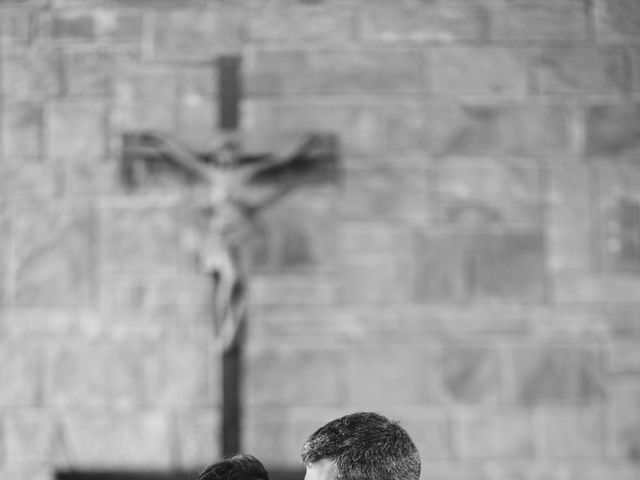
[120,56,339,456]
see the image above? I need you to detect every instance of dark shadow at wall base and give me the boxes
[56,468,305,480]
[56,473,197,480]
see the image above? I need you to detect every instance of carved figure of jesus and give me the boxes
[121,131,338,350]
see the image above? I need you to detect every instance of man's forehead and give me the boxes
[304,459,339,480]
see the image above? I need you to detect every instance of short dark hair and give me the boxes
[301,412,420,480]
[198,454,269,480]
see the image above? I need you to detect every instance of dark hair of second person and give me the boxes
[197,453,270,480]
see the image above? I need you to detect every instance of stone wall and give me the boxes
[1,0,640,479]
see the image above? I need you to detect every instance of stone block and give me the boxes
[251,272,337,306]
[245,347,347,406]
[99,204,184,273]
[248,47,426,96]
[48,101,106,159]
[247,3,354,42]
[300,103,383,157]
[594,0,640,41]
[60,410,172,468]
[609,341,640,374]
[0,204,7,304]
[525,304,617,336]
[94,9,144,40]
[176,67,217,151]
[414,230,547,301]
[47,10,97,40]
[339,166,431,220]
[383,102,431,153]
[250,191,337,271]
[585,103,640,156]
[412,231,473,301]
[250,305,372,339]
[540,407,605,458]
[472,232,546,301]
[249,218,312,270]
[239,101,294,153]
[505,104,572,155]
[0,342,40,406]
[311,48,425,95]
[0,466,51,480]
[99,274,213,328]
[509,345,604,404]
[0,11,31,45]
[633,47,640,92]
[349,347,442,404]
[431,103,571,156]
[152,8,242,61]
[337,223,414,303]
[600,198,640,273]
[246,49,313,96]
[113,65,179,132]
[339,221,411,258]
[438,201,539,234]
[593,161,640,274]
[338,253,413,304]
[360,2,490,42]
[4,410,57,463]
[436,159,542,228]
[45,343,111,406]
[431,47,528,96]
[61,47,111,96]
[2,102,44,159]
[457,410,535,459]
[0,48,62,98]
[158,341,218,407]
[0,164,60,199]
[560,464,640,480]
[108,342,164,407]
[440,345,502,404]
[60,160,121,196]
[245,101,386,157]
[3,307,101,338]
[532,46,630,94]
[11,200,94,306]
[600,304,640,338]
[553,272,640,303]
[595,159,640,199]
[491,4,590,41]
[546,162,591,272]
[429,104,502,156]
[610,388,640,462]
[173,410,220,468]
[400,304,531,334]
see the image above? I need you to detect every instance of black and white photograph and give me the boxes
[0,1,639,480]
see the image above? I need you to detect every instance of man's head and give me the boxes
[198,454,269,480]
[301,412,420,480]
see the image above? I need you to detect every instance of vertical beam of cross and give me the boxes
[217,54,243,457]
[218,56,241,132]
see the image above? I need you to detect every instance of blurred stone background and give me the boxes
[1,0,640,479]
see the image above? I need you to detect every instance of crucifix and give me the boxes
[120,56,339,456]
